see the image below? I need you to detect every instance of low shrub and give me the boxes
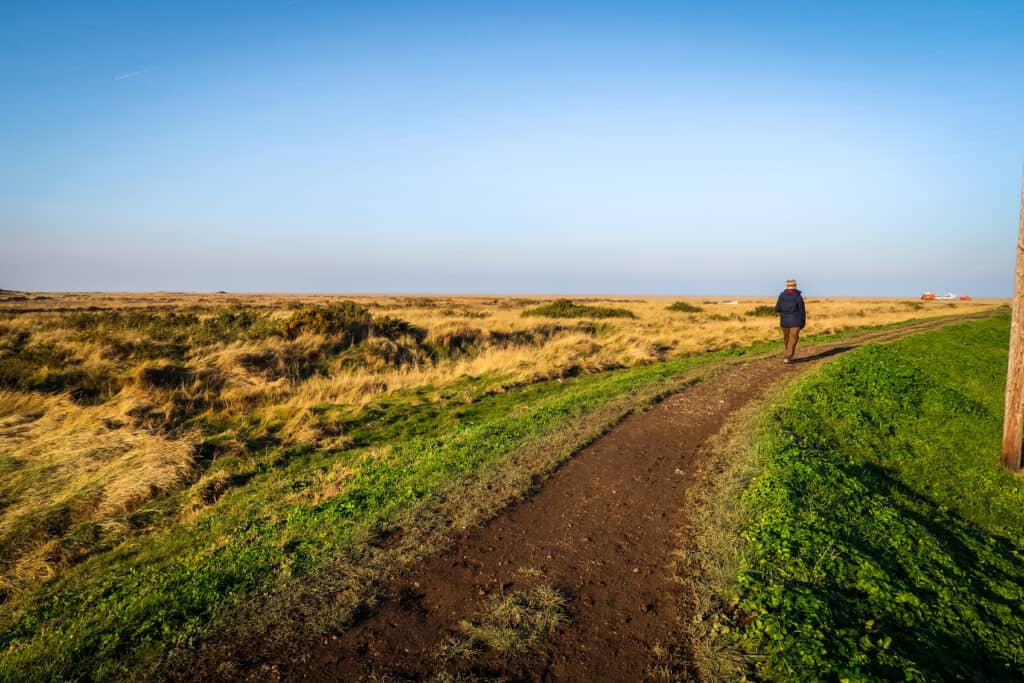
[64,309,278,345]
[0,343,120,403]
[283,302,374,340]
[745,305,776,317]
[521,299,635,319]
[284,304,424,346]
[667,301,704,313]
[429,327,484,358]
[371,316,427,342]
[439,307,490,319]
[198,310,279,342]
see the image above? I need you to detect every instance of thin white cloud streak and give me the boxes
[113,68,151,81]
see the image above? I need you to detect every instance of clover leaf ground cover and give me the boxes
[737,315,1024,681]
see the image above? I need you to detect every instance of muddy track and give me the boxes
[241,314,993,682]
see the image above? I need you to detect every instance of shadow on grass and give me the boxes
[806,460,1024,681]
[791,346,855,363]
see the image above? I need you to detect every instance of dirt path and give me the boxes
[263,316,989,681]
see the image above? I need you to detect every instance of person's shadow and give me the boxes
[792,346,854,363]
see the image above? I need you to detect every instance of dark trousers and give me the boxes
[782,326,801,360]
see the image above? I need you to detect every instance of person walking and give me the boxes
[775,278,806,363]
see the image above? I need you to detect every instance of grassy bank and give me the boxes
[730,315,1024,681]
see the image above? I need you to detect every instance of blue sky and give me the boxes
[1,1,1021,295]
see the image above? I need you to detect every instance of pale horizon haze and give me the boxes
[2,1,1022,297]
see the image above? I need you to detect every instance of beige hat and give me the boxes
[786,279,797,288]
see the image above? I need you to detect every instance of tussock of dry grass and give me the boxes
[0,390,193,588]
[440,584,568,660]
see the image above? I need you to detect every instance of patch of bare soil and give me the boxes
[202,315,991,682]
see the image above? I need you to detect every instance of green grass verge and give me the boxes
[736,314,1024,681]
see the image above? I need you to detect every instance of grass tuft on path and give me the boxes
[442,584,568,660]
[734,315,1024,681]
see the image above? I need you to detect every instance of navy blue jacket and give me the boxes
[775,289,806,328]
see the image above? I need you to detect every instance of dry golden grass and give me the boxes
[439,584,569,661]
[0,290,1005,594]
[0,389,193,590]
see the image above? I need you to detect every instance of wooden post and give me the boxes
[1002,172,1024,473]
